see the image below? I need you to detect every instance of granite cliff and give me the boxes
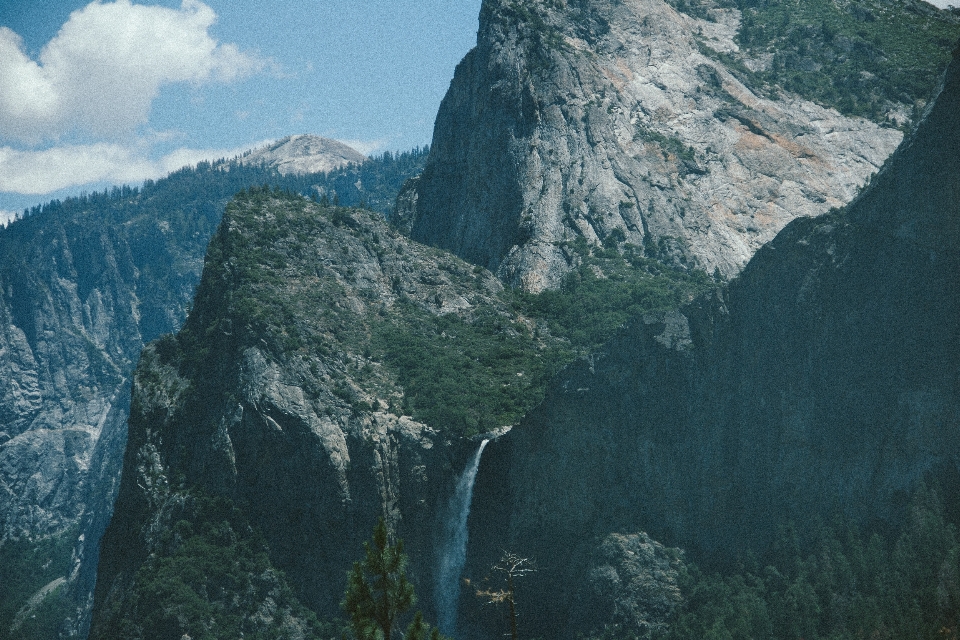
[239,135,367,176]
[0,183,218,639]
[0,139,369,544]
[466,45,960,639]
[402,0,960,291]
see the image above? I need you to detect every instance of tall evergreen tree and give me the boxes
[342,518,415,640]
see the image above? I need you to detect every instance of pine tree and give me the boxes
[341,518,415,640]
[404,611,444,640]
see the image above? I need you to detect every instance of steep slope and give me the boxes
[403,0,958,291]
[467,45,960,638]
[90,192,572,638]
[0,152,427,639]
[239,135,367,175]
[684,0,960,122]
[0,180,222,640]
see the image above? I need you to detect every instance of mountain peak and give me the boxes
[239,134,367,175]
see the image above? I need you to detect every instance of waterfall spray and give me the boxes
[436,439,490,636]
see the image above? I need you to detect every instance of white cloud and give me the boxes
[0,210,18,226]
[0,140,273,194]
[0,0,263,144]
[0,144,147,193]
[925,0,960,7]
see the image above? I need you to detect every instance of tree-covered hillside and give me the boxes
[88,187,724,639]
[672,0,960,124]
[8,146,429,230]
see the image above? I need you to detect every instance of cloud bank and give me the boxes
[0,0,262,144]
[0,140,273,195]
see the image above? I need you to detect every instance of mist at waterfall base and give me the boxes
[436,440,490,636]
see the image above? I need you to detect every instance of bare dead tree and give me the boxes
[476,552,536,640]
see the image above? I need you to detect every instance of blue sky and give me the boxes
[1,0,958,222]
[0,0,481,219]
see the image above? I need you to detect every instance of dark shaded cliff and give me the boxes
[466,45,960,639]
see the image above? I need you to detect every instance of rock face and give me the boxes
[0,193,214,636]
[466,45,960,639]
[240,135,367,175]
[0,216,193,541]
[90,193,553,637]
[404,0,904,291]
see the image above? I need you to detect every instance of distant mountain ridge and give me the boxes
[239,135,368,175]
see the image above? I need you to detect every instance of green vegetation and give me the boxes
[665,485,960,640]
[374,247,712,435]
[374,305,570,435]
[673,0,960,124]
[304,147,430,218]
[0,529,76,640]
[5,146,427,229]
[176,189,574,437]
[634,124,701,172]
[176,187,716,444]
[8,583,70,640]
[375,236,715,434]
[342,518,445,640]
[98,493,330,640]
[669,0,715,21]
[515,239,716,354]
[494,0,570,71]
[187,191,717,437]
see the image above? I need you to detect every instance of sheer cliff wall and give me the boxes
[405,0,904,291]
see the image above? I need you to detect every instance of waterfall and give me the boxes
[436,439,490,636]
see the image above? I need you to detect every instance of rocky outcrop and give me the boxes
[240,135,367,175]
[92,339,450,637]
[90,192,557,637]
[0,198,209,635]
[404,0,906,291]
[466,43,960,639]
